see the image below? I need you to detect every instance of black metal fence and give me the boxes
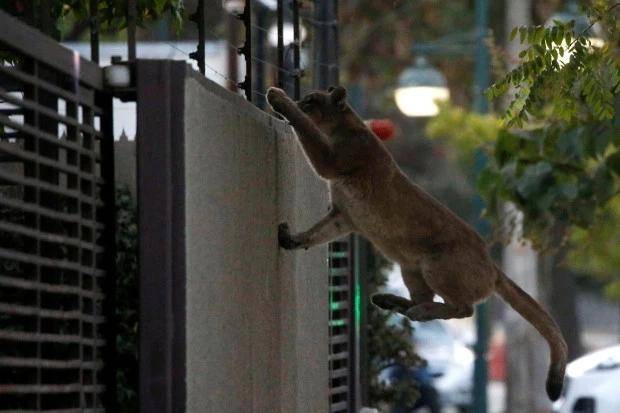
[0,10,116,411]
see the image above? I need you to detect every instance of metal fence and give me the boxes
[328,238,359,412]
[0,10,116,411]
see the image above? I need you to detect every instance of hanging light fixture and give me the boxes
[394,56,450,117]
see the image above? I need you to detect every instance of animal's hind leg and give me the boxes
[370,266,434,313]
[401,267,434,306]
[405,302,473,321]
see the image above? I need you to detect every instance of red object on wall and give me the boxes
[365,119,395,141]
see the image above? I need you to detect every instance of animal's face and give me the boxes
[297,86,349,135]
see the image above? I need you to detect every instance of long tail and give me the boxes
[494,265,568,401]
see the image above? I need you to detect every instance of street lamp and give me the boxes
[394,56,450,117]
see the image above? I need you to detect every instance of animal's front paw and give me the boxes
[267,87,287,109]
[278,222,301,250]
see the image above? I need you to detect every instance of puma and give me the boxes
[267,86,567,401]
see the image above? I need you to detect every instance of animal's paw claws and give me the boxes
[278,222,300,250]
[267,87,286,106]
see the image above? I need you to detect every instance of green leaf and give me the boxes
[593,166,615,201]
[516,161,553,198]
[510,27,519,41]
[606,151,620,176]
[555,128,584,162]
[557,182,579,201]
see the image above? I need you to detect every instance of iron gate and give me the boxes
[328,236,360,413]
[0,10,115,412]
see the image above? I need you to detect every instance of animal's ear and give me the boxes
[327,85,336,92]
[330,86,347,110]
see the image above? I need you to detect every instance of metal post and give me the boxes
[227,13,239,92]
[473,0,490,113]
[277,0,284,88]
[292,0,301,99]
[472,1,490,413]
[127,0,137,60]
[255,3,267,107]
[313,0,338,88]
[189,0,206,74]
[238,0,252,101]
[89,0,99,63]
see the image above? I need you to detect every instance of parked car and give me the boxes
[553,344,620,413]
[384,316,475,412]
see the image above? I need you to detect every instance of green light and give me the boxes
[354,279,362,329]
[329,319,346,327]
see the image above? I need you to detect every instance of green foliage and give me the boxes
[115,187,138,412]
[484,1,620,249]
[366,251,423,410]
[64,0,185,32]
[487,3,620,128]
[1,0,185,35]
[568,196,620,300]
[427,3,620,294]
[426,103,502,169]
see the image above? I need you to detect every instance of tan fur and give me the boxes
[267,86,567,401]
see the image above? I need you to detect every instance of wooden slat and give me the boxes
[0,247,105,276]
[0,276,104,299]
[0,329,105,346]
[329,384,349,396]
[0,356,101,370]
[0,302,105,323]
[329,401,348,412]
[328,351,349,362]
[0,384,104,394]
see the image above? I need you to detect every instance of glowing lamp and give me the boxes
[394,57,450,117]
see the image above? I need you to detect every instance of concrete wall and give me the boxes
[182,71,329,413]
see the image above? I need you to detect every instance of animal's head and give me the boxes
[297,86,352,135]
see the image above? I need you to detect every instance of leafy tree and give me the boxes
[480,0,619,249]
[0,0,185,38]
[427,1,620,299]
[568,195,620,299]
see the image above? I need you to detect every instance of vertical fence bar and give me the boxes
[227,13,239,92]
[127,0,137,60]
[332,0,339,84]
[277,0,284,88]
[190,0,206,74]
[238,0,252,101]
[255,4,267,107]
[89,0,99,62]
[98,91,118,412]
[292,0,300,99]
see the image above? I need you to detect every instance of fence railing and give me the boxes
[0,10,116,411]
